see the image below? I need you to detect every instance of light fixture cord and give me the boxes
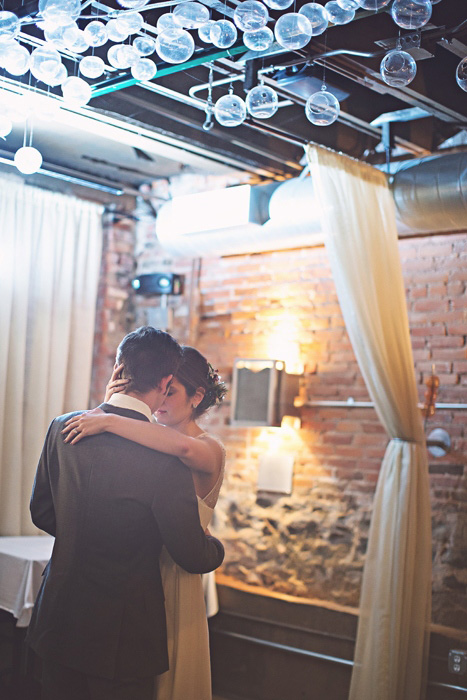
[202,64,214,131]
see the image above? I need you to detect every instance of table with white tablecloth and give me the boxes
[0,536,54,628]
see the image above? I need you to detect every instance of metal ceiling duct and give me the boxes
[155,153,467,257]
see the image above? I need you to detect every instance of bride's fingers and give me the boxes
[62,421,79,434]
[110,363,125,382]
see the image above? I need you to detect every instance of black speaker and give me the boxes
[131,273,183,296]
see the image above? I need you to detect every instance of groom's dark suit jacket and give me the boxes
[26,403,224,681]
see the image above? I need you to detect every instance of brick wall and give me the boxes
[93,217,467,630]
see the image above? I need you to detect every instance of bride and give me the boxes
[62,346,227,700]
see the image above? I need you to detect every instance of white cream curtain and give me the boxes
[0,175,103,535]
[306,145,432,700]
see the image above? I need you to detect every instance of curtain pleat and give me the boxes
[0,176,103,535]
[306,145,431,700]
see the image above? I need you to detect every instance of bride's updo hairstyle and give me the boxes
[176,346,227,418]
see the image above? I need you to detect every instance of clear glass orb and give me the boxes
[325,1,354,23]
[155,28,195,63]
[391,0,432,30]
[0,12,20,43]
[214,93,247,127]
[117,0,148,8]
[131,57,157,80]
[357,0,390,8]
[263,0,294,11]
[274,13,312,51]
[456,57,467,92]
[38,0,81,27]
[106,18,129,42]
[107,43,140,68]
[299,3,328,35]
[246,85,278,118]
[173,2,210,29]
[61,76,92,106]
[44,19,75,48]
[243,26,274,50]
[157,13,178,32]
[198,20,215,43]
[79,55,105,78]
[29,45,63,82]
[63,24,90,53]
[133,34,156,55]
[83,20,108,47]
[115,11,144,35]
[210,20,237,48]
[3,41,30,75]
[305,88,340,125]
[0,114,13,137]
[234,1,269,32]
[337,0,359,8]
[380,49,417,86]
[14,146,43,174]
[47,62,68,86]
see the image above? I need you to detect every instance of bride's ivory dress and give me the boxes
[154,437,225,700]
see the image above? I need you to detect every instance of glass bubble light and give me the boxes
[391,0,432,30]
[305,87,340,125]
[79,55,105,79]
[210,20,237,49]
[214,93,247,127]
[263,0,294,11]
[61,76,92,106]
[47,63,68,86]
[44,19,75,48]
[106,18,129,42]
[157,13,178,31]
[38,0,81,27]
[134,35,156,55]
[380,49,417,86]
[246,85,278,118]
[298,4,328,36]
[198,21,215,43]
[275,13,312,51]
[62,24,89,53]
[234,1,269,32]
[117,0,148,8]
[14,146,43,174]
[357,0,390,8]
[115,11,144,35]
[456,57,467,92]
[155,28,195,63]
[29,44,63,83]
[2,41,30,75]
[108,43,140,68]
[83,20,108,47]
[173,2,210,29]
[337,0,359,8]
[0,12,20,43]
[325,1,354,23]
[131,58,157,80]
[243,26,274,50]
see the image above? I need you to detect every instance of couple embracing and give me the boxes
[27,326,227,700]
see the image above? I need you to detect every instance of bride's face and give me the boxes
[155,377,193,428]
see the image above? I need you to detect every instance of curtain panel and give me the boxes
[306,145,432,700]
[0,176,103,535]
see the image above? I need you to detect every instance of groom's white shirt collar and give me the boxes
[106,393,153,422]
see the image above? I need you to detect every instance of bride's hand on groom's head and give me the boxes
[61,408,108,445]
[104,363,129,402]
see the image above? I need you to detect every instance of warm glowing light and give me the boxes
[281,415,301,430]
[265,316,303,374]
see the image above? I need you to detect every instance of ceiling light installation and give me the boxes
[0,0,466,174]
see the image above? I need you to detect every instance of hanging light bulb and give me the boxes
[391,0,432,30]
[325,1,354,23]
[198,21,216,43]
[210,20,237,48]
[157,13,178,32]
[263,0,294,11]
[2,41,30,76]
[106,18,129,42]
[133,35,157,55]
[61,76,93,106]
[246,84,278,118]
[243,26,274,50]
[155,28,195,63]
[380,49,417,86]
[38,0,81,27]
[299,3,328,36]
[79,55,105,79]
[234,1,269,32]
[305,85,340,125]
[107,43,140,68]
[0,11,20,42]
[117,0,149,9]
[14,146,43,174]
[131,58,157,80]
[83,20,108,47]
[29,45,63,84]
[357,0,390,9]
[173,2,210,29]
[274,13,312,51]
[214,92,247,127]
[115,11,144,35]
[456,57,467,92]
[337,0,359,8]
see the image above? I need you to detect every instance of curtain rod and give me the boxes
[305,400,467,410]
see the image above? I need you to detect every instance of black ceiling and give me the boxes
[2,0,467,192]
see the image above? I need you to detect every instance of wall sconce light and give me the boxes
[131,272,184,296]
[230,358,302,427]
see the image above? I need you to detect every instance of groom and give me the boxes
[27,326,224,700]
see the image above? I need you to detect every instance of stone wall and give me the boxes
[93,208,467,630]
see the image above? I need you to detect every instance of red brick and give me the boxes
[447,282,465,296]
[428,336,464,347]
[411,326,446,336]
[447,324,467,335]
[419,244,453,257]
[413,299,449,313]
[409,287,428,299]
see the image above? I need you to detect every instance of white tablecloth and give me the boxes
[0,536,54,627]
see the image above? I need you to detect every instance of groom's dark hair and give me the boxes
[116,326,182,394]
